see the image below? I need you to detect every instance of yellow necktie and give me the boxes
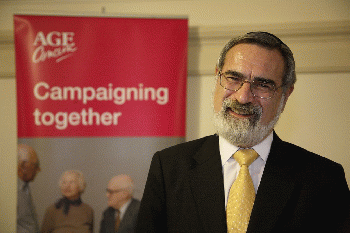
[226,149,259,233]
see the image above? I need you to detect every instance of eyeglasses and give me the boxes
[106,188,124,194]
[218,71,284,99]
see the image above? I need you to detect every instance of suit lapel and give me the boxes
[189,135,228,233]
[119,199,135,232]
[247,133,297,232]
[187,133,298,232]
[104,207,116,233]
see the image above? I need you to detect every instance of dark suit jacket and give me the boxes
[136,133,350,233]
[100,198,140,233]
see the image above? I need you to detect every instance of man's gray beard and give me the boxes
[213,96,285,147]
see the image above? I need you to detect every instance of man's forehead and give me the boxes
[18,145,38,162]
[108,178,121,188]
[109,175,132,186]
[223,44,285,81]
[226,44,283,64]
[62,173,77,181]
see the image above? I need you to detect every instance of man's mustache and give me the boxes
[222,99,261,116]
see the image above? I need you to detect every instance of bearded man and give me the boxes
[135,32,350,233]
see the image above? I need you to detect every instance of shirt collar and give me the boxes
[219,132,273,166]
[18,178,28,190]
[119,198,132,220]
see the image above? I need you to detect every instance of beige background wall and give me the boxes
[0,0,349,232]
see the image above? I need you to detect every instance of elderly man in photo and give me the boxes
[17,144,41,233]
[136,32,350,233]
[100,174,140,233]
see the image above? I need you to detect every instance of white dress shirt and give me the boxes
[118,198,132,221]
[220,132,273,208]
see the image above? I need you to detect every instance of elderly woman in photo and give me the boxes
[41,170,94,233]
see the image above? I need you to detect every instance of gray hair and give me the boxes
[59,170,86,193]
[216,31,296,92]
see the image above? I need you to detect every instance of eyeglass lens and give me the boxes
[220,73,276,99]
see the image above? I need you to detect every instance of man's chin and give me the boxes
[214,116,269,147]
[215,113,278,147]
[214,94,285,147]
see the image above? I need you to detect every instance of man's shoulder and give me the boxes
[274,133,343,169]
[157,134,218,156]
[126,198,140,211]
[102,206,115,218]
[130,198,141,205]
[125,198,141,216]
[149,134,220,169]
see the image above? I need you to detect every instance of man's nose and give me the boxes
[231,82,254,104]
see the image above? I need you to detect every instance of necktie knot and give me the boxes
[23,182,29,191]
[234,149,258,167]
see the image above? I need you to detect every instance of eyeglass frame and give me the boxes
[218,71,285,100]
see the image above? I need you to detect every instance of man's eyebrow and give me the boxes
[254,77,277,85]
[223,70,245,78]
[223,70,278,85]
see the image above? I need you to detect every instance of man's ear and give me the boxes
[215,66,219,76]
[284,85,294,101]
[281,85,294,112]
[18,162,25,179]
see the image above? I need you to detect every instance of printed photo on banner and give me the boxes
[14,14,188,233]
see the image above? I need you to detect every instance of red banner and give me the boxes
[14,15,188,137]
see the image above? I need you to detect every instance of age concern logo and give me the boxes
[32,31,77,63]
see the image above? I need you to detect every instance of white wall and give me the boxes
[0,0,349,232]
[0,78,17,233]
